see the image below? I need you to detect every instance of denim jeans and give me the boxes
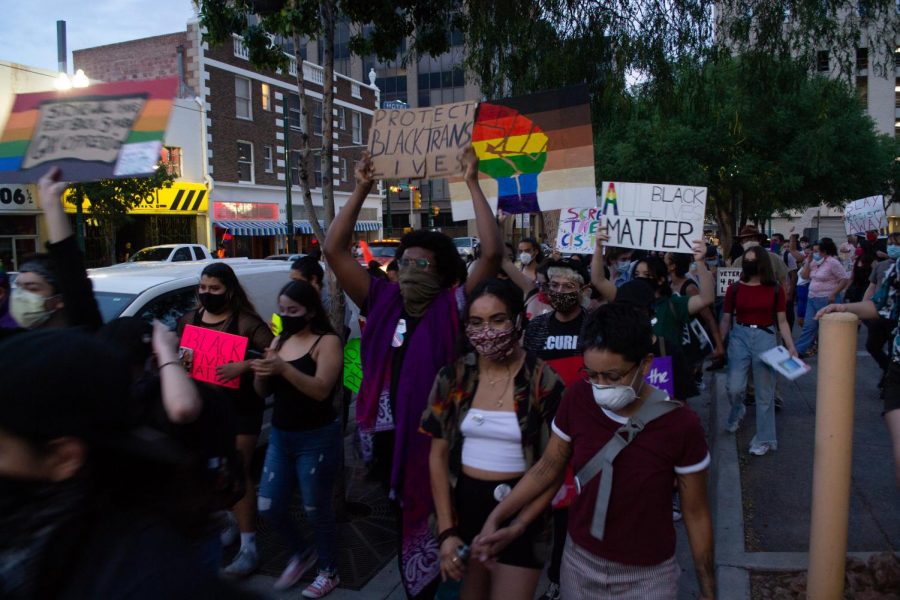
[795,295,841,354]
[258,420,341,571]
[727,324,778,448]
[795,284,810,319]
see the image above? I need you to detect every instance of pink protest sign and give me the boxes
[180,324,249,389]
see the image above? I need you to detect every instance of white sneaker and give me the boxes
[302,570,340,598]
[274,550,318,591]
[219,512,239,547]
[749,442,774,456]
[222,546,259,577]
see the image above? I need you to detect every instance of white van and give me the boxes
[88,259,293,328]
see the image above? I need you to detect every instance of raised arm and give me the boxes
[687,241,714,315]
[463,147,502,296]
[323,154,375,309]
[590,229,617,301]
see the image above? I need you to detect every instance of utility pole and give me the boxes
[282,100,295,253]
[386,184,392,237]
[57,19,85,253]
[427,179,434,229]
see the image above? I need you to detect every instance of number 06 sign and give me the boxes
[0,185,35,211]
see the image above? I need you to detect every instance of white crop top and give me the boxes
[460,410,527,473]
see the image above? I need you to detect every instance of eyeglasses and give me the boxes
[542,281,580,293]
[466,315,514,331]
[580,362,640,385]
[399,257,432,270]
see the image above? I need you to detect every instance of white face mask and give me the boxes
[519,252,533,266]
[741,241,758,251]
[10,288,58,329]
[591,366,643,411]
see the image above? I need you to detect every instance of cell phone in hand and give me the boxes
[246,349,264,359]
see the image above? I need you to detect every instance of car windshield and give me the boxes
[454,238,472,248]
[93,292,138,322]
[130,247,172,262]
[369,246,396,258]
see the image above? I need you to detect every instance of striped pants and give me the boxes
[559,538,679,599]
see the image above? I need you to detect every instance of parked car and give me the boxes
[88,259,292,329]
[264,253,306,262]
[454,236,479,259]
[358,239,400,268]
[129,244,214,263]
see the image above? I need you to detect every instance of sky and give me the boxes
[0,0,197,72]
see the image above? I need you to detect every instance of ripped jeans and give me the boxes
[258,420,341,571]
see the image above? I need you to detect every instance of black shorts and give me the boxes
[232,394,264,436]
[883,362,900,416]
[455,472,545,570]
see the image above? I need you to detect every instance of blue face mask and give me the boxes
[812,253,822,262]
[888,246,900,260]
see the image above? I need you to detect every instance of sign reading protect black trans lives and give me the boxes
[598,181,707,253]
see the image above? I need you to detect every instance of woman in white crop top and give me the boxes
[421,279,565,600]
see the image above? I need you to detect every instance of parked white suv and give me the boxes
[128,244,214,263]
[89,259,292,328]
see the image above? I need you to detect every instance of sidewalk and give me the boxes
[711,328,900,597]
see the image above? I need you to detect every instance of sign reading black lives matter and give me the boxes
[367,101,477,179]
[598,181,707,254]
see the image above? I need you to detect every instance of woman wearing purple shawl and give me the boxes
[324,148,502,598]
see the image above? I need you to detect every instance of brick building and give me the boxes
[74,19,382,259]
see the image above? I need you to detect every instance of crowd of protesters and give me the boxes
[2,152,898,600]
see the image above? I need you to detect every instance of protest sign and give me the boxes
[645,356,675,399]
[844,195,886,235]
[595,181,707,253]
[368,101,476,180]
[556,207,604,254]
[717,267,742,296]
[449,85,596,220]
[343,337,362,393]
[0,77,177,184]
[180,324,249,389]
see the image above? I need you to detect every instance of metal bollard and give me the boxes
[807,312,858,599]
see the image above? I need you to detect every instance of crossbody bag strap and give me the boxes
[575,388,681,540]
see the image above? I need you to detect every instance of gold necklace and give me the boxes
[483,364,513,407]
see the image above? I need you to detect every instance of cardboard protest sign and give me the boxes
[844,195,886,235]
[179,324,249,389]
[595,181,707,253]
[556,207,604,254]
[449,85,596,220]
[0,77,177,183]
[368,101,477,179]
[645,356,675,399]
[343,337,362,393]
[717,267,742,296]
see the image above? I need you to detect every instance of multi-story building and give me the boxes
[73,19,382,260]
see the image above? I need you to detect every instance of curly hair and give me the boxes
[395,230,465,289]
[579,303,653,364]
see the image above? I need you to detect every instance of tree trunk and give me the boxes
[714,191,735,263]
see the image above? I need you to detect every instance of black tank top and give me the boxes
[271,336,337,431]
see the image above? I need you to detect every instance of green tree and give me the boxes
[68,166,174,266]
[596,53,897,251]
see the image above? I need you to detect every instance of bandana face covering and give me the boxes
[466,324,519,362]
[398,267,443,318]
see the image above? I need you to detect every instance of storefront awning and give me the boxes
[214,220,381,236]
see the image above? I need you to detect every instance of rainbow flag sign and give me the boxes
[450,85,596,220]
[0,77,177,183]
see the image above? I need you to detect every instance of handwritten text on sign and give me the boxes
[844,195,886,235]
[599,181,707,253]
[556,207,604,254]
[368,101,477,179]
[180,324,249,389]
[23,95,147,169]
[645,356,675,399]
[717,268,743,297]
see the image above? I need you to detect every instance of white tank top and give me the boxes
[460,409,527,473]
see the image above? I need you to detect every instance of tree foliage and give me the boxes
[68,166,174,265]
[595,53,897,251]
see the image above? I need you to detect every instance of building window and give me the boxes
[160,146,182,178]
[313,155,323,187]
[339,157,349,182]
[288,94,302,129]
[336,107,346,130]
[235,77,252,120]
[816,51,829,72]
[289,150,301,185]
[857,76,868,107]
[856,48,868,72]
[261,83,271,111]
[263,145,273,173]
[351,112,362,144]
[312,100,323,136]
[237,141,254,182]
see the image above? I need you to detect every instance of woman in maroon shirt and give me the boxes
[721,246,798,456]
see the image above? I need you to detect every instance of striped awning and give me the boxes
[355,221,381,232]
[214,220,287,236]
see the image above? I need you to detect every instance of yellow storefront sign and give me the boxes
[63,182,209,215]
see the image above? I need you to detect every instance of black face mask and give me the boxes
[635,276,658,290]
[280,314,309,338]
[198,292,229,314]
[742,261,759,277]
